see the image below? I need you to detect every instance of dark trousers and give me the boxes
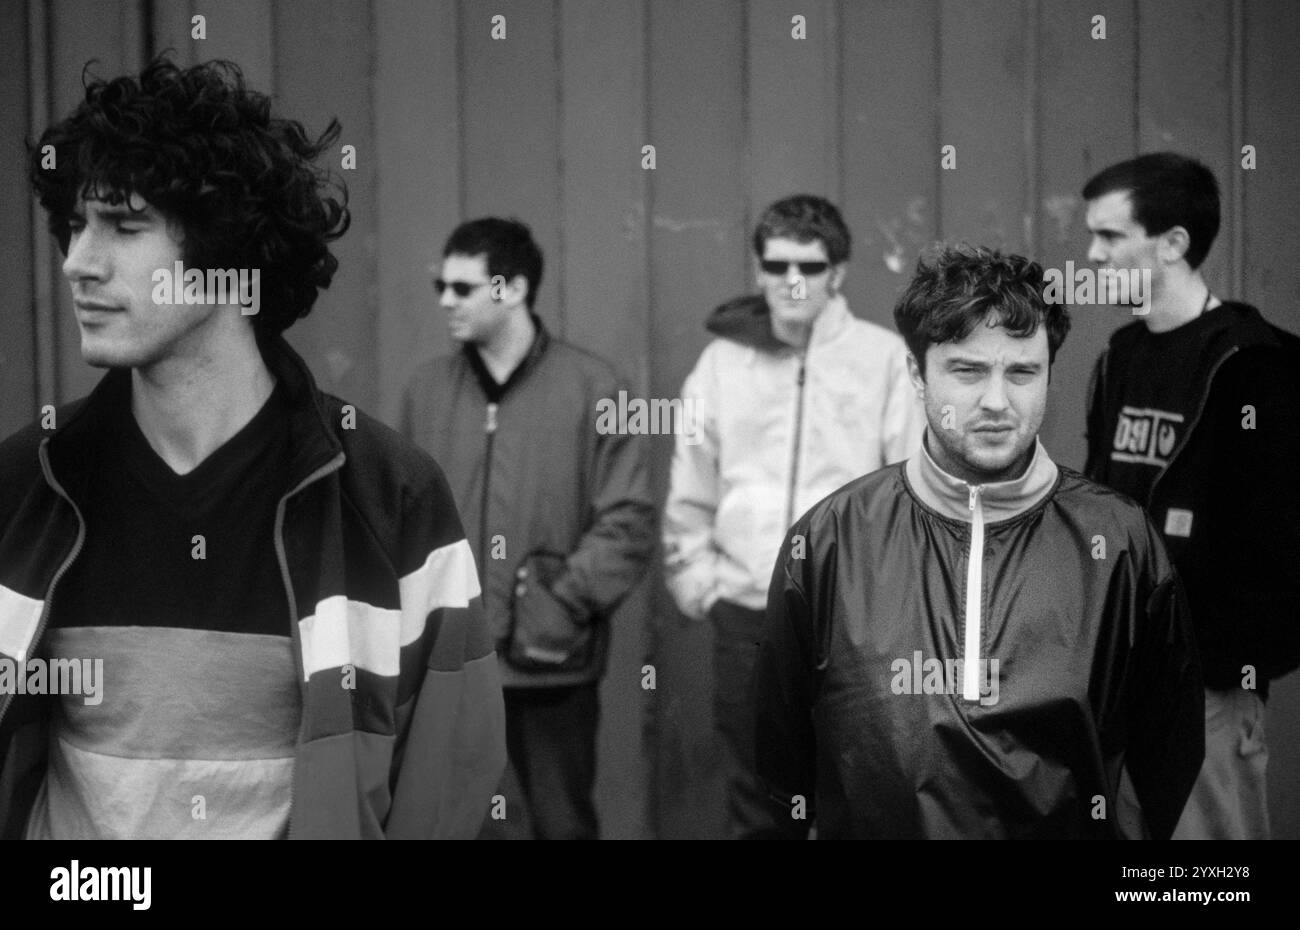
[478,683,600,840]
[710,599,780,839]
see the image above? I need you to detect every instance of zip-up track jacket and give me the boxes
[755,446,1204,839]
[663,293,924,619]
[401,320,656,689]
[0,336,506,839]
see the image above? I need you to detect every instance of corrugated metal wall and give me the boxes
[3,0,1298,839]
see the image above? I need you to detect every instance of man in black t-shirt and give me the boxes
[1082,152,1300,839]
[0,56,505,839]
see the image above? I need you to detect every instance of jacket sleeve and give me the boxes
[385,468,506,839]
[661,353,724,621]
[1122,527,1204,841]
[547,372,657,620]
[881,341,925,466]
[751,521,819,839]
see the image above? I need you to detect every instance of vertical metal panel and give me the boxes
[1243,0,1300,845]
[1137,0,1234,290]
[746,0,839,214]
[559,0,648,378]
[839,0,940,329]
[459,0,563,328]
[938,0,1030,252]
[183,0,274,92]
[273,0,378,411]
[373,0,461,425]
[557,0,652,841]
[1037,0,1138,470]
[1,0,36,437]
[646,0,748,840]
[150,0,197,64]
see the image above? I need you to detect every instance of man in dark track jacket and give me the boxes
[754,245,1204,839]
[402,218,655,839]
[1082,152,1300,839]
[0,57,504,839]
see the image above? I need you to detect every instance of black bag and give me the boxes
[505,550,596,673]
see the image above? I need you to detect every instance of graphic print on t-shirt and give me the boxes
[1110,406,1184,468]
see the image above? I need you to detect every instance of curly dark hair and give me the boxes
[29,55,350,336]
[752,194,851,265]
[893,244,1071,375]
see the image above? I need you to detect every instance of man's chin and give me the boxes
[961,442,1034,482]
[79,338,143,370]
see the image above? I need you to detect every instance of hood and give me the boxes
[705,294,789,353]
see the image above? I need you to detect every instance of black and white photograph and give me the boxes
[0,0,1296,910]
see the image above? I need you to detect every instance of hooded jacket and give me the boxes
[663,294,924,620]
[0,336,506,839]
[401,318,656,690]
[755,437,1204,839]
[1085,302,1300,694]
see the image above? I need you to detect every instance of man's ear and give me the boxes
[906,351,926,398]
[1158,225,1192,265]
[500,273,529,307]
[829,263,847,296]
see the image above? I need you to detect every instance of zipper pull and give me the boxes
[968,485,980,511]
[485,402,498,434]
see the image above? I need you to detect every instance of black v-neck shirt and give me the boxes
[50,383,294,637]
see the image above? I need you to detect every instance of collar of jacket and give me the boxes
[461,312,551,401]
[906,431,1059,524]
[43,333,344,493]
[705,293,853,353]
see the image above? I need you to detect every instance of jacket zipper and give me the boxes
[962,485,985,702]
[480,402,499,565]
[1146,346,1239,510]
[784,353,808,531]
[0,441,88,733]
[275,451,347,840]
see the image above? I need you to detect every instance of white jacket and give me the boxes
[663,293,924,618]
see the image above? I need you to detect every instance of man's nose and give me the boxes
[1087,237,1106,264]
[63,228,105,285]
[978,375,1010,412]
[440,288,458,310]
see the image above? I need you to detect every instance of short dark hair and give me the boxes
[29,55,350,338]
[443,217,544,309]
[893,244,1071,375]
[752,194,851,265]
[1081,152,1220,269]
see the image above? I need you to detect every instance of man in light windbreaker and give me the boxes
[0,57,504,839]
[754,244,1204,839]
[662,194,923,838]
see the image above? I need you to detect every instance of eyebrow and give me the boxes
[944,357,1043,370]
[73,202,154,221]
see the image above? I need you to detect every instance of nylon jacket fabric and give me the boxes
[1085,302,1300,692]
[0,335,506,839]
[401,320,656,689]
[754,443,1204,839]
[663,293,924,619]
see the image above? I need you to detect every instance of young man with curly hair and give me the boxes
[0,57,505,839]
[753,245,1205,839]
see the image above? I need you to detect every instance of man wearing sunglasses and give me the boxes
[662,194,924,838]
[401,217,655,839]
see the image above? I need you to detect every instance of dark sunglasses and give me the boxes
[434,278,488,298]
[759,260,830,276]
